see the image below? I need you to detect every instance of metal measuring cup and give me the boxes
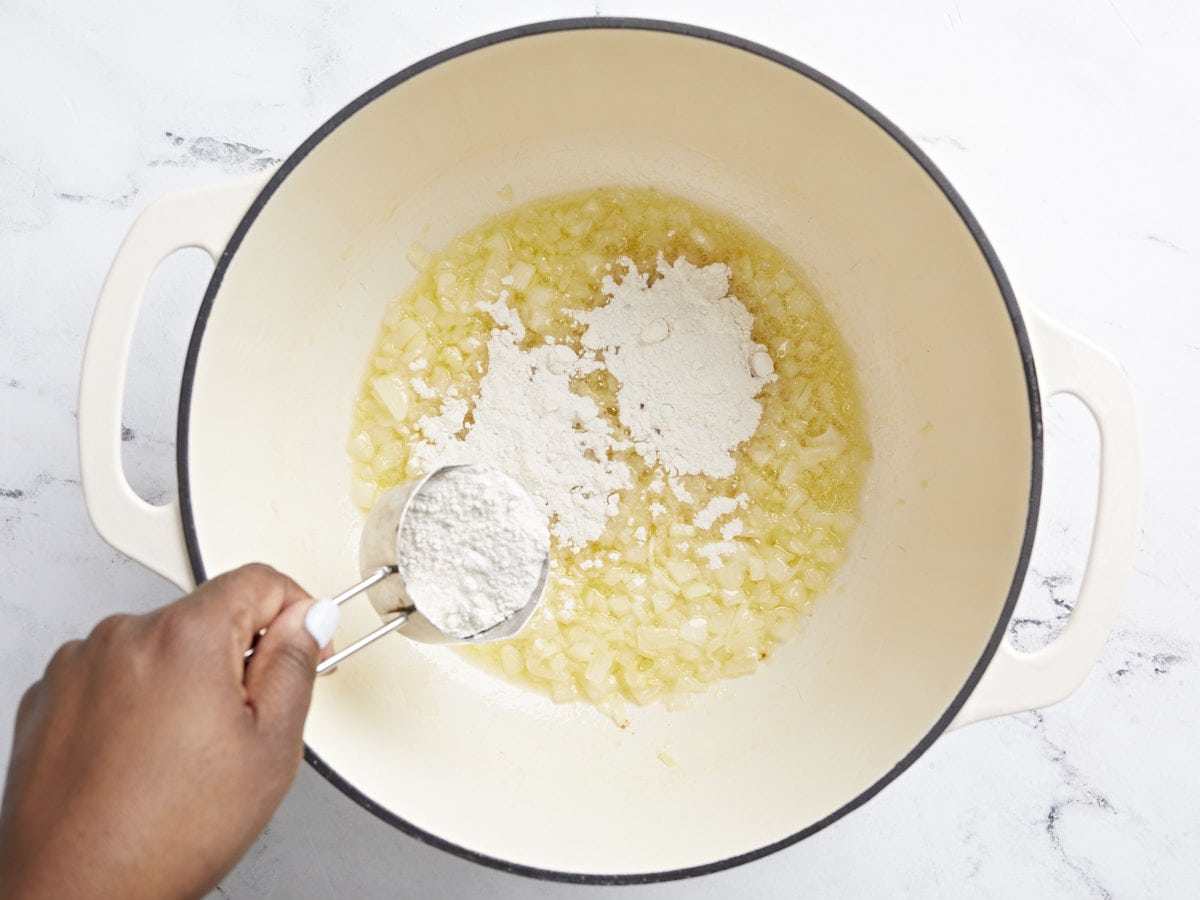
[313,464,550,674]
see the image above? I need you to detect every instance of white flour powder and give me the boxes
[410,329,629,550]
[575,255,776,478]
[693,493,748,530]
[396,465,548,638]
[408,254,773,551]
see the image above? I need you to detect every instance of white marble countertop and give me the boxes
[2,1,1196,896]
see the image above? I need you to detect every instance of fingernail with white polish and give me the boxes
[304,599,339,648]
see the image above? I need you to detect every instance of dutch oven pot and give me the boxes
[79,19,1139,883]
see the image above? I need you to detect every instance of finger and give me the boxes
[188,563,312,649]
[15,680,43,728]
[243,598,338,743]
[308,600,339,667]
[43,639,83,681]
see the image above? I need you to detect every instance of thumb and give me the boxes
[244,598,338,742]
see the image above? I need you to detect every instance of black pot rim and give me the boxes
[176,16,1042,886]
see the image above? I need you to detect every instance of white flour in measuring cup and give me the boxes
[395,465,548,638]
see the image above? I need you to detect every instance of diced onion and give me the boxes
[637,626,680,652]
[370,375,409,422]
[679,618,708,645]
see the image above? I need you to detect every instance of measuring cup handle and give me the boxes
[317,610,411,674]
[243,566,399,666]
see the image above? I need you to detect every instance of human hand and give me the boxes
[0,563,340,900]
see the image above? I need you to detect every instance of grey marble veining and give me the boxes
[2,1,1197,897]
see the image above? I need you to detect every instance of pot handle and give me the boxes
[950,309,1140,729]
[78,176,267,590]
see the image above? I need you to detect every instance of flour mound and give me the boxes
[407,254,774,552]
[410,329,629,550]
[396,465,547,638]
[574,256,776,478]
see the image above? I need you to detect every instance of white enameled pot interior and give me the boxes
[183,28,1033,875]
